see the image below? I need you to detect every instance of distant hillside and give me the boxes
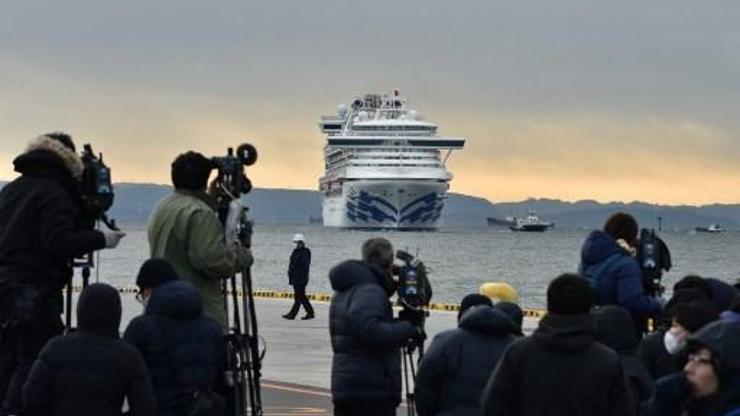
[1,181,738,229]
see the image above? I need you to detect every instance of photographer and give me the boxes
[0,133,124,414]
[328,237,419,416]
[148,151,253,328]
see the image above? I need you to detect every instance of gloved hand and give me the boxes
[236,246,254,268]
[103,230,126,248]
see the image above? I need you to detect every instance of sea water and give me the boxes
[97,224,739,309]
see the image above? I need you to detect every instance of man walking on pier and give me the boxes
[283,233,314,320]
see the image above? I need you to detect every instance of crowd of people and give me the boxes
[0,132,739,416]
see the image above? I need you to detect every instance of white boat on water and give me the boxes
[509,211,554,232]
[695,224,726,233]
[318,90,465,230]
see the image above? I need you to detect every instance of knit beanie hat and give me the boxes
[458,293,493,320]
[136,258,179,290]
[495,301,524,335]
[674,299,720,333]
[77,283,121,337]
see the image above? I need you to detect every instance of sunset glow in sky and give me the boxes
[2,1,739,205]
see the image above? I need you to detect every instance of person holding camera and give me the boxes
[148,151,253,328]
[282,233,314,320]
[328,237,419,416]
[0,133,125,414]
[579,212,661,332]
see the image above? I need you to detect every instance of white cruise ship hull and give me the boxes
[323,180,448,230]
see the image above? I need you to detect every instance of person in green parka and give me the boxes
[147,151,253,328]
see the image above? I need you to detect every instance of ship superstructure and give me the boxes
[318,90,465,229]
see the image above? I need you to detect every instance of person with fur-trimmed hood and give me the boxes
[0,133,125,414]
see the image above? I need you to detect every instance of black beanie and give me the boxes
[458,293,493,320]
[136,258,179,289]
[77,283,121,337]
[547,273,592,315]
[171,151,213,191]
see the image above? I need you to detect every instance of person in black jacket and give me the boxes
[329,237,419,416]
[124,275,225,416]
[415,302,518,416]
[594,305,654,412]
[645,321,740,416]
[22,283,155,416]
[282,233,314,320]
[481,273,633,416]
[0,133,125,414]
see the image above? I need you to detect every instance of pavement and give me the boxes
[117,293,539,415]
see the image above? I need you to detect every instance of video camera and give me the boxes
[393,250,432,329]
[78,144,117,231]
[637,228,672,297]
[211,143,263,416]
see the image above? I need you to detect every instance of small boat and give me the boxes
[695,224,726,233]
[486,217,515,227]
[509,211,554,232]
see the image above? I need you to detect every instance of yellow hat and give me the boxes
[479,282,519,304]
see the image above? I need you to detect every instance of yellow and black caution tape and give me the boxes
[71,285,547,319]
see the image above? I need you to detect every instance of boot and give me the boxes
[300,314,315,320]
[282,313,296,320]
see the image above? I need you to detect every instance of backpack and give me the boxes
[579,253,623,303]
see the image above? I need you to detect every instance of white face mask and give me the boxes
[663,327,688,355]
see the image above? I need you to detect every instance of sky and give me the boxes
[1,0,739,205]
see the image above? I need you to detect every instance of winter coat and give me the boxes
[415,306,517,416]
[0,144,105,315]
[329,260,417,404]
[594,305,655,408]
[288,246,311,288]
[124,280,225,416]
[481,313,634,416]
[706,278,739,312]
[22,284,156,416]
[638,330,679,380]
[646,321,740,416]
[580,230,661,324]
[148,190,253,327]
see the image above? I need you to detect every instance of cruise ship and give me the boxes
[318,90,465,229]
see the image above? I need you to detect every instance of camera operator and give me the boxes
[0,133,125,414]
[328,237,420,416]
[147,151,253,328]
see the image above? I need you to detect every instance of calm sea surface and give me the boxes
[95,224,740,309]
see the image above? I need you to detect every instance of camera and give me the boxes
[78,144,116,230]
[210,144,257,202]
[637,228,672,297]
[394,250,432,329]
[210,144,258,248]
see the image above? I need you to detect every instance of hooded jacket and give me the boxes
[124,280,225,416]
[0,139,105,313]
[147,190,252,327]
[646,321,740,416]
[329,260,417,404]
[594,306,655,408]
[22,283,156,416]
[481,313,634,416]
[415,306,517,416]
[580,231,661,322]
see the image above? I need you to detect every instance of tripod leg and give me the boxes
[241,267,263,415]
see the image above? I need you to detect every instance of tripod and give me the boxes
[401,326,426,416]
[222,200,263,416]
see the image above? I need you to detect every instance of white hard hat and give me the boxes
[292,233,305,242]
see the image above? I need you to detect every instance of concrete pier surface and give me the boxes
[118,294,539,414]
